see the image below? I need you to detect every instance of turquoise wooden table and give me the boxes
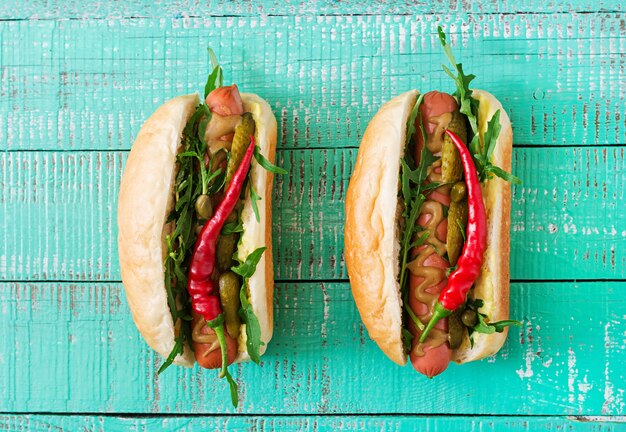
[1,1,624,430]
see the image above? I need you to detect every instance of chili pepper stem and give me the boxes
[213,322,230,378]
[419,302,452,343]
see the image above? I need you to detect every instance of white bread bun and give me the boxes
[118,93,277,367]
[345,89,512,367]
[345,90,418,366]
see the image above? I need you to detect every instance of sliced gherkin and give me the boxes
[448,309,465,350]
[442,110,468,183]
[218,271,242,338]
[225,112,256,186]
[216,234,238,271]
[447,183,468,266]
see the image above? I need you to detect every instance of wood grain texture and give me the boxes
[0,15,623,152]
[0,415,625,431]
[0,147,623,282]
[0,1,624,426]
[1,281,624,414]
[1,1,623,19]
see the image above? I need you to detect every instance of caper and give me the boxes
[448,310,465,350]
[195,194,213,220]
[461,309,478,328]
[219,271,242,338]
[451,182,467,203]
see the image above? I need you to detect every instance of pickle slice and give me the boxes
[218,271,242,338]
[447,193,468,266]
[225,112,256,186]
[441,110,468,183]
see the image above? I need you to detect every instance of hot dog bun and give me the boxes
[118,93,277,367]
[345,89,512,366]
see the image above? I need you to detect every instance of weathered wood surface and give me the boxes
[0,147,624,281]
[1,281,624,414]
[2,1,623,18]
[1,15,624,153]
[0,0,624,428]
[0,415,625,431]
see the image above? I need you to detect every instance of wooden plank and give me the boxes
[2,0,622,19]
[1,281,624,415]
[1,15,623,152]
[0,414,624,431]
[0,147,624,282]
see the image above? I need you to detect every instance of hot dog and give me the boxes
[117,54,280,405]
[345,28,520,377]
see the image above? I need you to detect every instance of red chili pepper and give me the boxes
[187,135,256,325]
[419,129,487,343]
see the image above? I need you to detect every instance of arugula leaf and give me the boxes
[404,97,422,150]
[222,221,244,235]
[224,369,239,407]
[404,297,425,332]
[239,289,263,364]
[437,26,520,185]
[232,247,267,364]
[157,335,184,374]
[471,109,520,184]
[397,96,437,296]
[254,145,288,174]
[473,314,522,335]
[198,105,212,149]
[482,109,502,163]
[204,48,223,98]
[232,247,267,279]
[160,103,211,374]
[402,328,414,352]
[438,27,479,135]
[250,184,261,223]
[467,298,484,310]
[465,297,522,339]
[485,164,522,185]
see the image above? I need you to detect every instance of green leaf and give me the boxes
[404,300,425,332]
[207,169,227,195]
[204,49,223,98]
[401,328,414,352]
[466,298,484,310]
[254,145,288,174]
[483,109,502,162]
[239,289,263,364]
[157,336,184,374]
[224,369,239,408]
[198,110,211,149]
[208,47,219,71]
[177,151,200,159]
[472,310,523,335]
[222,221,244,235]
[409,230,430,250]
[183,105,205,137]
[400,158,413,208]
[404,94,423,150]
[231,247,266,279]
[437,27,520,186]
[486,165,522,184]
[250,184,261,223]
[397,104,436,298]
[438,27,458,73]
